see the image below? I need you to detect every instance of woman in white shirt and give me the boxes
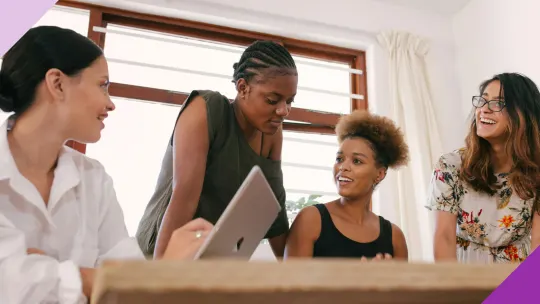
[0,26,213,304]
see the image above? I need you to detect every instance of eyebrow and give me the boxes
[269,91,296,99]
[268,91,281,96]
[481,93,503,100]
[336,151,368,158]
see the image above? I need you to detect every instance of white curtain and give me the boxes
[377,31,443,262]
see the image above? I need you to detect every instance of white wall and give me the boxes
[453,0,540,118]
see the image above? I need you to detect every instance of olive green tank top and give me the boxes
[135,90,289,256]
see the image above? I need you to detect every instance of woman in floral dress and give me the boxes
[427,73,540,263]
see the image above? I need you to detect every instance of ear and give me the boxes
[375,167,387,185]
[44,68,66,102]
[235,78,251,100]
[235,78,247,94]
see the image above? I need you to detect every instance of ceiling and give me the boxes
[374,0,472,16]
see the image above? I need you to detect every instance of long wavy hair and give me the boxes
[460,73,540,213]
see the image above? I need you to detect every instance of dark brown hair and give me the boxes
[0,26,103,115]
[335,110,409,169]
[460,73,540,212]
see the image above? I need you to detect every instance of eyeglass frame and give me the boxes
[471,96,506,112]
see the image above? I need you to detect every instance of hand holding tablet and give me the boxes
[193,166,282,260]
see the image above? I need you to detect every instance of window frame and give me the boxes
[57,0,368,153]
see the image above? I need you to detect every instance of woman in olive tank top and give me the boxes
[285,111,409,260]
[135,41,298,258]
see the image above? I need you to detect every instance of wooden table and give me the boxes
[91,259,516,304]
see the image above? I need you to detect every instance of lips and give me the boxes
[336,175,354,186]
[479,116,497,125]
[269,119,283,128]
[98,114,108,128]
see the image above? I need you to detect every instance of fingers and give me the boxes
[361,253,393,262]
[180,218,214,232]
[27,248,45,255]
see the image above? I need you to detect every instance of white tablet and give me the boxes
[193,165,282,260]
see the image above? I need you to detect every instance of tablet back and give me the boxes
[194,166,282,260]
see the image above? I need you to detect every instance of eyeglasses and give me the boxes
[472,96,506,112]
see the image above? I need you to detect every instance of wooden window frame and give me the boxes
[58,0,368,153]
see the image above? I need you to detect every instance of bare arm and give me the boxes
[284,206,321,258]
[391,224,408,260]
[267,127,288,258]
[433,210,458,261]
[531,211,540,253]
[154,96,210,258]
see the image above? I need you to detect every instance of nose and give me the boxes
[276,102,291,118]
[480,101,492,113]
[339,161,351,172]
[107,98,116,112]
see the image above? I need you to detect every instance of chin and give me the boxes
[76,133,102,144]
[261,125,280,135]
[337,189,352,198]
[476,130,505,142]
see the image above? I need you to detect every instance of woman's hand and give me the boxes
[27,248,46,255]
[162,218,214,260]
[360,253,393,262]
[373,253,393,260]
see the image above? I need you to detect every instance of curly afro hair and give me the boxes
[335,110,409,169]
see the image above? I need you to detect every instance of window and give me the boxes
[85,97,180,235]
[281,131,340,223]
[54,2,368,260]
[104,24,242,97]
[291,55,351,114]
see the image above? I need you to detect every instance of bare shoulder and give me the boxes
[295,205,321,221]
[391,223,405,239]
[290,205,322,240]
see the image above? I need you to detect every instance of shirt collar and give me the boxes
[0,116,18,180]
[0,116,82,211]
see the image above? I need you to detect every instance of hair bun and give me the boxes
[0,94,15,112]
[0,73,15,112]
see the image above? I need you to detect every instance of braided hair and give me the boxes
[232,40,297,84]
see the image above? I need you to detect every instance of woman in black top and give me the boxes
[285,110,409,260]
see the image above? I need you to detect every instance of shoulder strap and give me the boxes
[378,216,393,244]
[313,203,329,220]
[168,90,229,147]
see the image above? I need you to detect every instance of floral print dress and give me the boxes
[426,149,534,263]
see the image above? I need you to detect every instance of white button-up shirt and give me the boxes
[0,120,144,304]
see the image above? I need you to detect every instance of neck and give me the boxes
[7,110,66,175]
[338,193,372,224]
[232,100,258,141]
[489,142,512,173]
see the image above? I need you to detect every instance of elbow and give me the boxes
[433,232,456,261]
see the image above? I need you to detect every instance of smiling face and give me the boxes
[333,137,386,199]
[475,80,509,142]
[236,71,297,135]
[50,56,115,143]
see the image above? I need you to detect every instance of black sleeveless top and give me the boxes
[312,204,394,258]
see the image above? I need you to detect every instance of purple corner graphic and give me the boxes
[0,0,58,56]
[483,248,539,303]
